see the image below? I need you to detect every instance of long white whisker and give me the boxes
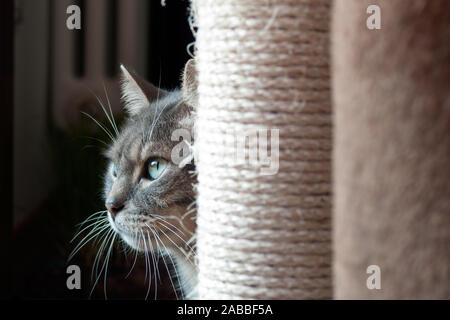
[146,226,161,280]
[148,102,171,142]
[80,135,109,147]
[82,111,116,142]
[75,210,107,228]
[68,220,110,261]
[146,230,159,300]
[151,215,186,236]
[153,225,184,300]
[71,216,106,243]
[154,220,194,254]
[152,226,180,300]
[125,245,139,279]
[103,83,119,136]
[140,231,148,282]
[181,206,197,221]
[103,232,117,299]
[157,224,195,268]
[145,68,164,142]
[87,86,118,139]
[90,229,115,297]
[91,228,114,282]
[140,230,152,300]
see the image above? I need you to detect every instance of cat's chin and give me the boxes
[115,227,164,254]
[120,227,198,299]
[107,211,159,252]
[120,232,146,252]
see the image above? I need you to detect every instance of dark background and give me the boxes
[2,0,194,299]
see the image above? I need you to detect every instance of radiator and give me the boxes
[52,0,149,128]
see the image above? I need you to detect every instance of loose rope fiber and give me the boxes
[194,0,332,299]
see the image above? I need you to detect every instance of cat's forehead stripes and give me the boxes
[109,122,148,158]
[128,137,145,163]
[110,138,147,184]
[120,133,149,166]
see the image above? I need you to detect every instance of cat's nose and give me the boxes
[105,198,124,218]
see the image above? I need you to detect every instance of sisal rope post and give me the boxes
[194,0,332,299]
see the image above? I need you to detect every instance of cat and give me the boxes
[102,59,198,299]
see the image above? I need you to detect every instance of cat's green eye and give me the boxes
[147,158,167,180]
[112,163,117,177]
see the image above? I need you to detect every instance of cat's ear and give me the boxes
[120,65,166,116]
[181,59,198,107]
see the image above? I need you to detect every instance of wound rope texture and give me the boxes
[194,0,332,299]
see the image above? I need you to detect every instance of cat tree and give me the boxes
[193,0,450,299]
[193,0,332,299]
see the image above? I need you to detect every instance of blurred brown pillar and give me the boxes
[332,0,450,299]
[0,0,13,298]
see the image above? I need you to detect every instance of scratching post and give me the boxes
[333,0,450,299]
[194,0,332,299]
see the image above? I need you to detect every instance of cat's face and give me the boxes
[103,64,196,258]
